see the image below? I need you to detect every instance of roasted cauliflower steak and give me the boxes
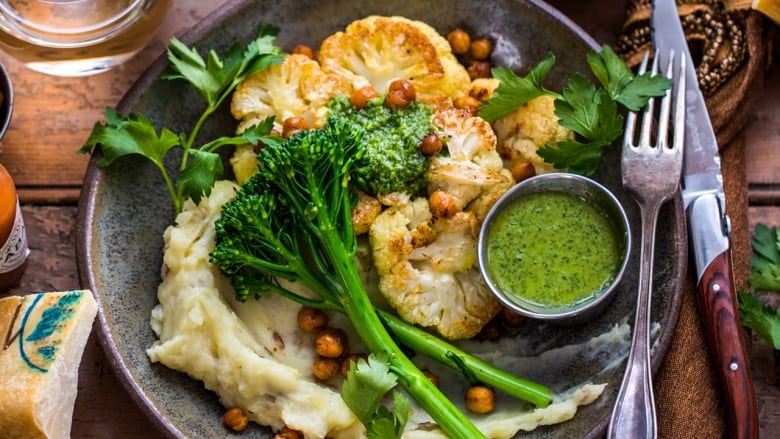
[318,16,471,111]
[369,197,502,340]
[230,53,350,134]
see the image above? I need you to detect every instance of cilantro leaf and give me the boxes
[341,353,410,439]
[587,45,672,111]
[738,291,780,350]
[478,53,557,122]
[80,107,180,169]
[748,223,780,291]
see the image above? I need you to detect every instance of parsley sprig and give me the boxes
[79,26,285,214]
[739,224,780,350]
[342,353,411,439]
[479,45,672,175]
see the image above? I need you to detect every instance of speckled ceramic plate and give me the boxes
[76,0,687,437]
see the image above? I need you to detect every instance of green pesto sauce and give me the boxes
[327,95,433,195]
[486,191,623,310]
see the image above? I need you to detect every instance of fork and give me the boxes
[607,50,686,439]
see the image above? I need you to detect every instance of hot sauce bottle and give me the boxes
[0,163,29,292]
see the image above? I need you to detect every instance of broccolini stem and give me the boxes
[379,309,553,408]
[319,230,488,439]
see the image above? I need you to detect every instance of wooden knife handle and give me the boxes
[695,250,758,439]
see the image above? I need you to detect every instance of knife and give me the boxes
[651,1,758,438]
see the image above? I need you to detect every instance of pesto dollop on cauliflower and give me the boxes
[493,95,574,175]
[369,197,501,340]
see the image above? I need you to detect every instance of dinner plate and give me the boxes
[76,0,687,437]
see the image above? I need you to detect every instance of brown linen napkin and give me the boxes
[616,1,770,437]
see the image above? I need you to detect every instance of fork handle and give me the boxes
[696,250,758,439]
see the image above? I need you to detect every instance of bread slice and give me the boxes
[0,290,98,439]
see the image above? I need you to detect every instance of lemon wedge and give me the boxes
[754,0,780,24]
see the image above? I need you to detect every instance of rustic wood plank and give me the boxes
[743,67,780,186]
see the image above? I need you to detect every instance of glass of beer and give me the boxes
[0,0,172,77]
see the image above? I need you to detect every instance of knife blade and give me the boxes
[651,1,758,437]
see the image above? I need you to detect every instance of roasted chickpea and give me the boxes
[419,132,444,156]
[297,306,328,333]
[291,44,314,59]
[465,385,495,414]
[511,160,536,183]
[476,318,502,342]
[429,190,459,218]
[315,327,348,358]
[501,307,527,327]
[453,96,481,117]
[423,369,440,388]
[223,407,249,432]
[282,117,308,138]
[341,353,368,376]
[467,60,492,80]
[469,38,494,61]
[350,85,379,109]
[274,426,304,439]
[385,79,416,109]
[312,356,341,380]
[447,28,471,55]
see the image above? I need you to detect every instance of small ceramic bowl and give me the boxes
[478,172,631,325]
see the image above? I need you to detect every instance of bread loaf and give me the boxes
[0,290,98,439]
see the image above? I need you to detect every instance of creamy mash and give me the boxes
[146,180,616,438]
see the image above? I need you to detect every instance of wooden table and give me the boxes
[1,0,778,436]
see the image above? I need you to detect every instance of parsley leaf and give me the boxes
[341,353,410,439]
[479,44,672,175]
[738,223,780,351]
[553,74,623,143]
[537,138,608,176]
[79,27,284,213]
[587,45,672,111]
[738,291,780,350]
[749,223,780,291]
[478,53,557,122]
[80,108,180,169]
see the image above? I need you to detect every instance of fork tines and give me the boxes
[624,50,686,152]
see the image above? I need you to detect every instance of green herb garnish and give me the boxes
[739,223,780,349]
[79,26,285,214]
[480,45,672,175]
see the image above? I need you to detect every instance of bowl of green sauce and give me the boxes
[478,173,631,324]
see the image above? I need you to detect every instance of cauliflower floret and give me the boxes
[351,191,382,235]
[229,144,258,185]
[468,77,500,102]
[492,95,573,175]
[230,53,350,133]
[427,108,514,221]
[369,197,502,340]
[318,16,470,111]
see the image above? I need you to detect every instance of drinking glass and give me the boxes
[0,0,172,77]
